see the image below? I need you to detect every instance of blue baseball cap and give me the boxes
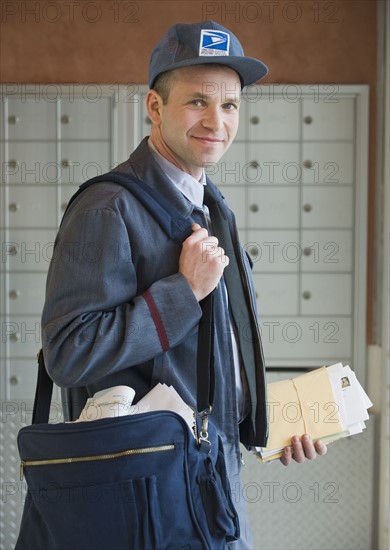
[148,20,269,89]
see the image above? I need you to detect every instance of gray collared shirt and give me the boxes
[148,138,206,207]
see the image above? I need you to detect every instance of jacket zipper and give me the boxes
[20,443,175,480]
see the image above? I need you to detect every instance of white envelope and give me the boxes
[136,383,196,436]
[339,366,370,425]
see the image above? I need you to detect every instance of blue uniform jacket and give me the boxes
[41,137,268,470]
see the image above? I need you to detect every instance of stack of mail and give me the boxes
[256,363,373,462]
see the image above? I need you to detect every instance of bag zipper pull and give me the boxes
[20,462,25,481]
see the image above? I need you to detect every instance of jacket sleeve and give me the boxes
[41,204,201,388]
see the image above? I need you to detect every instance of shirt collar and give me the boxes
[148,138,206,208]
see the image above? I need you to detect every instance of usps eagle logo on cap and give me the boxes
[199,29,230,56]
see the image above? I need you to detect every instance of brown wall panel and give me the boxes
[0,1,377,85]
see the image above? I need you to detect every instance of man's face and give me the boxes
[147,65,241,179]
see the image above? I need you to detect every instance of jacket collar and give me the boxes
[117,137,196,219]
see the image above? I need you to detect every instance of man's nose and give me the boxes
[201,107,222,132]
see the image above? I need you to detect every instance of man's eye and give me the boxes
[191,99,204,106]
[224,103,238,110]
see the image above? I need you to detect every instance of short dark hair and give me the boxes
[152,64,243,104]
[152,71,176,104]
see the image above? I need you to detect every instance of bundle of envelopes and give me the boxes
[256,362,373,462]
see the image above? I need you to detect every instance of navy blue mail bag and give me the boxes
[15,173,240,550]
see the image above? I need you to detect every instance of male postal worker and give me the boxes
[42,21,327,548]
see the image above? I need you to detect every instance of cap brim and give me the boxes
[150,56,268,88]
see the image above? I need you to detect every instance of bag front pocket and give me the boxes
[33,475,162,550]
[196,456,238,540]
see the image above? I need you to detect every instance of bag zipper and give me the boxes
[20,444,175,480]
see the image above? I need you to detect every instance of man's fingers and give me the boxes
[187,225,209,242]
[187,225,218,247]
[281,434,327,466]
[300,434,317,460]
[290,435,307,463]
[179,224,229,301]
[280,445,292,467]
[185,226,225,262]
[314,438,327,456]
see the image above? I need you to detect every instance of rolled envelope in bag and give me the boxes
[76,386,142,421]
[74,383,195,436]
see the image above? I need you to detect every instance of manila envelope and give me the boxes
[264,367,344,453]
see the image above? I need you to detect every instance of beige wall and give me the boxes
[0,0,378,341]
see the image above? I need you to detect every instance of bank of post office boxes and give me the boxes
[247,187,300,228]
[3,229,57,272]
[59,142,111,184]
[259,316,353,365]
[0,86,368,393]
[253,273,299,315]
[247,143,300,185]
[1,87,117,399]
[300,273,352,315]
[217,89,364,370]
[247,97,300,141]
[7,186,58,227]
[3,142,58,185]
[302,142,354,184]
[2,273,47,316]
[301,187,353,228]
[59,96,112,140]
[302,97,355,141]
[246,229,300,273]
[3,96,57,141]
[300,229,353,272]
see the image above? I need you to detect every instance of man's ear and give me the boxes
[146,89,163,125]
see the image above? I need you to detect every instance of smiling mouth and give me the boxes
[192,136,224,143]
